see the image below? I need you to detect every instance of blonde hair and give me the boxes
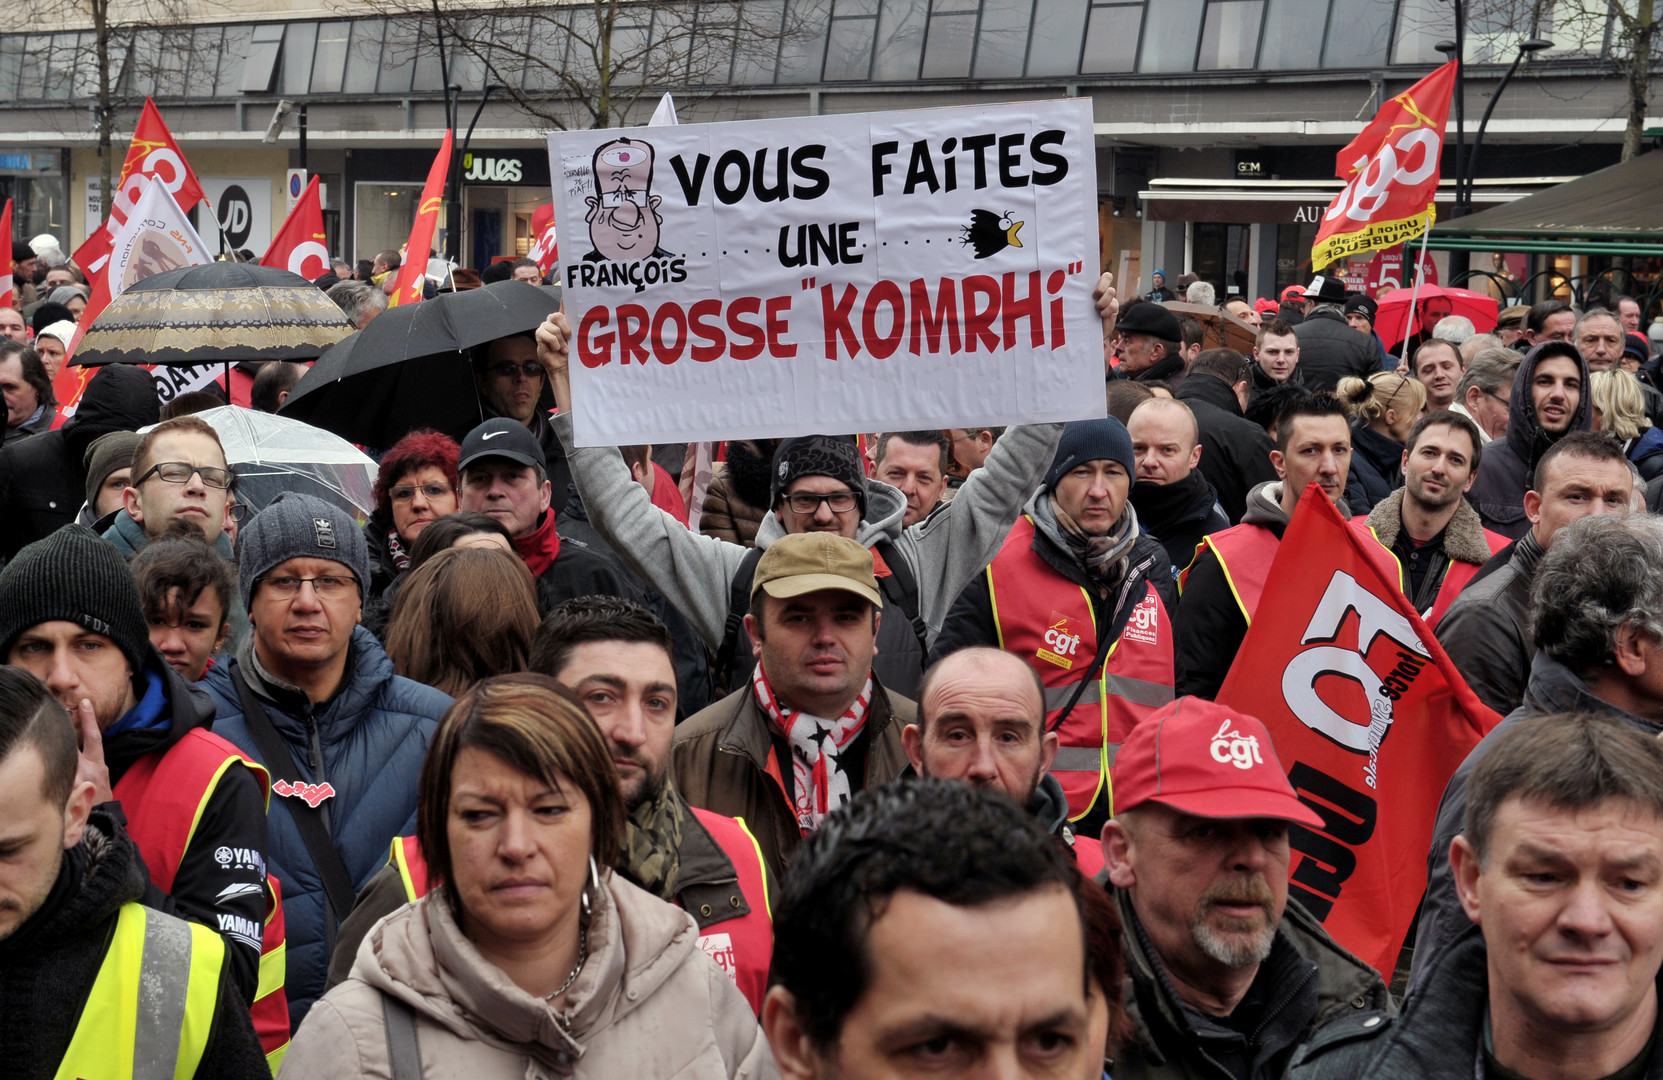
[1590,370,1650,441]
[1336,372,1427,429]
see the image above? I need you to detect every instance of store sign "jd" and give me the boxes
[463,154,523,183]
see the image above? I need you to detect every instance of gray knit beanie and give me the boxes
[83,430,144,513]
[237,492,370,606]
[0,525,151,672]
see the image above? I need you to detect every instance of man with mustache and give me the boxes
[1100,697,1389,1080]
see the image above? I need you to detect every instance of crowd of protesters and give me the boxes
[2,240,1663,1080]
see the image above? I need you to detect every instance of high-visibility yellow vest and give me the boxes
[53,902,224,1080]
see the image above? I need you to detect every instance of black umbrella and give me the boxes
[279,281,560,448]
[71,262,352,368]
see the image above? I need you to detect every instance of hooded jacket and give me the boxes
[1175,373,1279,524]
[1405,652,1660,995]
[1174,482,1352,700]
[1342,421,1404,518]
[105,650,270,1004]
[1432,531,1542,715]
[0,808,268,1080]
[102,510,251,653]
[204,625,453,1027]
[0,363,158,558]
[1131,472,1231,578]
[282,873,774,1079]
[1111,888,1390,1080]
[1466,342,1592,538]
[1292,926,1663,1079]
[1292,307,1379,394]
[551,410,1060,694]
[699,440,777,547]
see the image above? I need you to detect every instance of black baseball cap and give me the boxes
[458,417,545,473]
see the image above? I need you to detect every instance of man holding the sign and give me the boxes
[1101,697,1389,1080]
[1175,394,1354,700]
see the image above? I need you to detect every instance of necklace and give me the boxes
[544,920,589,1003]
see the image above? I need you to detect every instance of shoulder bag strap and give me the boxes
[382,994,424,1080]
[872,539,930,655]
[714,547,766,694]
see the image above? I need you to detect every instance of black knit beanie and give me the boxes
[768,435,867,517]
[0,525,150,672]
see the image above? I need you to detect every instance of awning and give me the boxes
[1429,151,1663,254]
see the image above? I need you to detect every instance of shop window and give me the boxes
[777,0,831,83]
[356,182,425,266]
[1197,0,1262,70]
[871,0,927,80]
[1026,0,1089,75]
[280,23,317,97]
[1322,0,1392,67]
[239,24,283,94]
[921,2,977,79]
[974,0,1033,78]
[1139,0,1203,72]
[344,19,386,94]
[1257,0,1324,69]
[1082,3,1143,73]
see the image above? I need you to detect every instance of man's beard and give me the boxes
[1189,876,1277,969]
[623,759,670,812]
[1408,475,1462,511]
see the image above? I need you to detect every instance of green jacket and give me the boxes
[1109,888,1391,1080]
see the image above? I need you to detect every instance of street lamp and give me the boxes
[1464,38,1554,215]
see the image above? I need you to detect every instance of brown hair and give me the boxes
[1077,879,1131,1061]
[130,415,229,486]
[385,547,538,697]
[1465,711,1663,866]
[416,674,626,913]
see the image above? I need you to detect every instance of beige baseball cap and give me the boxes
[751,533,883,608]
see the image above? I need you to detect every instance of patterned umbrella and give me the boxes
[70,261,352,367]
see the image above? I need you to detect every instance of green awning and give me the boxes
[1432,151,1663,244]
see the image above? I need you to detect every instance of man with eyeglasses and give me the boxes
[468,330,572,506]
[98,415,250,651]
[202,491,453,1028]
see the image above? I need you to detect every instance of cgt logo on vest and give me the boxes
[1038,612,1087,670]
[1278,570,1428,923]
[273,779,336,807]
[1122,592,1161,646]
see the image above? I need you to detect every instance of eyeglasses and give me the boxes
[488,362,544,380]
[135,461,234,489]
[785,490,858,514]
[257,574,359,600]
[390,482,453,503]
[598,190,650,209]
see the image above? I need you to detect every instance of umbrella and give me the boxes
[279,281,560,449]
[141,405,379,521]
[71,262,353,368]
[1374,286,1499,350]
[1161,301,1259,354]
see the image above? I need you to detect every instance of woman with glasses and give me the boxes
[364,430,460,633]
[1337,372,1427,516]
[280,675,773,1079]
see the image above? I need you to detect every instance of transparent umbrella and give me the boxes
[140,406,379,521]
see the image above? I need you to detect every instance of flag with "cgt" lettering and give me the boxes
[1216,486,1500,979]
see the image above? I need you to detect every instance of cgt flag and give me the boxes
[388,130,453,307]
[528,203,558,278]
[1215,484,1500,978]
[71,98,208,286]
[0,199,13,308]
[261,175,330,280]
[1311,61,1457,272]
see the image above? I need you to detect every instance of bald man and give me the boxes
[903,646,1101,872]
[1127,397,1229,575]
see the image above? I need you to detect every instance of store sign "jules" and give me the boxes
[463,154,523,182]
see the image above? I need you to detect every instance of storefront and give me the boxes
[0,148,70,247]
[345,145,550,269]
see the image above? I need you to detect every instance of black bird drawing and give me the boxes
[958,209,1024,259]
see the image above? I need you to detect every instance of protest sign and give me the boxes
[548,100,1103,447]
[1215,486,1500,978]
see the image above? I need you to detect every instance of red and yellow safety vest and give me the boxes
[1179,522,1280,623]
[388,806,775,1013]
[986,516,1176,821]
[115,728,290,1072]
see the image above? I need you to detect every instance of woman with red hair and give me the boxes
[365,429,460,612]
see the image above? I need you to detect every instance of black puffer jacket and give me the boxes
[1175,373,1279,524]
[0,809,267,1080]
[1466,342,1592,538]
[1342,421,1404,518]
[1292,307,1378,393]
[0,364,158,559]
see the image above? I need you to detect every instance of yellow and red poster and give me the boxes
[1215,486,1500,978]
[1312,62,1457,271]
[388,130,453,307]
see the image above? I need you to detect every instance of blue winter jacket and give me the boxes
[202,625,451,1027]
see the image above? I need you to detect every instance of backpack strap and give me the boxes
[873,538,930,656]
[713,547,766,696]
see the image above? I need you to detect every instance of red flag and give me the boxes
[1215,485,1500,978]
[0,200,14,309]
[261,176,330,281]
[1311,62,1457,271]
[73,98,209,286]
[388,131,453,307]
[528,203,558,277]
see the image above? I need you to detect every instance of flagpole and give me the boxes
[1404,217,1433,360]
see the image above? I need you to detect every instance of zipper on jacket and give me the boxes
[306,714,330,833]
